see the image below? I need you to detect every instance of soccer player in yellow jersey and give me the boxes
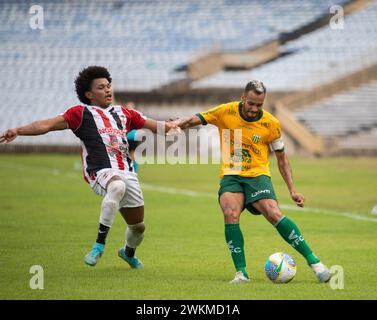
[178,80,331,284]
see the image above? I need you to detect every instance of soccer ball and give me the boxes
[264,252,297,283]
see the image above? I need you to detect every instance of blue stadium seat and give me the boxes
[2,0,374,145]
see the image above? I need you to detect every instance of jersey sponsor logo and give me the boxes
[106,137,129,158]
[251,189,271,198]
[242,149,251,158]
[229,148,252,166]
[261,121,270,128]
[251,146,261,155]
[252,134,261,144]
[242,143,261,155]
[98,127,127,137]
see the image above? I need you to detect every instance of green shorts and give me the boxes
[218,175,277,215]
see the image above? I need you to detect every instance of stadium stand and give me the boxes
[0,0,376,155]
[192,0,377,90]
[294,81,377,151]
[336,127,377,154]
[1,0,352,92]
[294,80,377,136]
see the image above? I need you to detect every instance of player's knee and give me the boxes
[265,207,282,225]
[129,221,145,235]
[107,180,126,201]
[222,207,241,223]
[126,222,145,247]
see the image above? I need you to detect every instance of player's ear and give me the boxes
[85,91,93,100]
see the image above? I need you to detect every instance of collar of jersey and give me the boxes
[88,104,114,111]
[238,102,263,122]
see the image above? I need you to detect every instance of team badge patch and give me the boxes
[252,134,261,144]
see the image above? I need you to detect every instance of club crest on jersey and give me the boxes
[107,137,128,157]
[252,134,261,144]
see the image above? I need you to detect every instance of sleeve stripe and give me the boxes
[196,113,207,125]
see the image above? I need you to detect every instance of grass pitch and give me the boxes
[0,154,376,300]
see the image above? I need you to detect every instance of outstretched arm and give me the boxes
[0,115,68,144]
[142,118,178,134]
[176,115,203,129]
[275,150,305,207]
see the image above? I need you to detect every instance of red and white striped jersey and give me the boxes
[63,105,146,183]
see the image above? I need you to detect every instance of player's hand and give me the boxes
[0,128,18,143]
[291,191,305,207]
[165,119,182,136]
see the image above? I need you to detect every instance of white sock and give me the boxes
[125,222,145,248]
[99,180,126,227]
[311,262,326,273]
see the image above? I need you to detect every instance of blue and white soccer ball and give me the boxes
[265,252,297,283]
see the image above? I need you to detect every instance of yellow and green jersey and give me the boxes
[197,101,282,178]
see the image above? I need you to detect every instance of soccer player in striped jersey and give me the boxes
[177,80,331,284]
[0,66,177,269]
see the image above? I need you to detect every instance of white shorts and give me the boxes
[89,169,144,208]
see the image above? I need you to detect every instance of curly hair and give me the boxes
[74,66,112,105]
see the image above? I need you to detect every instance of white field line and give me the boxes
[2,162,377,223]
[278,204,377,223]
[141,183,215,198]
[142,183,377,223]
